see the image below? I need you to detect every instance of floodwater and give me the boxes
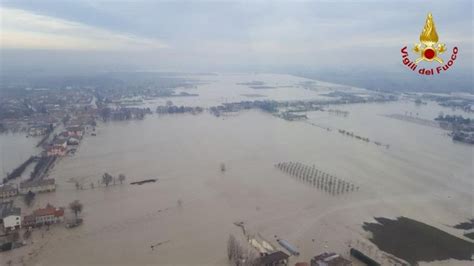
[0,134,39,178]
[142,73,354,108]
[1,74,473,265]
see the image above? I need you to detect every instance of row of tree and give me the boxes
[74,173,127,190]
[102,172,126,186]
[276,162,359,196]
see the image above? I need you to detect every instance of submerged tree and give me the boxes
[102,172,113,187]
[118,173,126,184]
[69,200,83,221]
[227,234,238,261]
[24,191,36,207]
[226,234,257,266]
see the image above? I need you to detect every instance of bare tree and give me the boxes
[118,173,126,184]
[227,234,238,261]
[227,234,257,266]
[243,247,259,266]
[90,182,95,189]
[23,230,31,239]
[69,200,83,221]
[24,191,35,206]
[102,172,113,187]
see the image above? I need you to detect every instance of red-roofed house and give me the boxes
[32,204,65,226]
[47,146,66,156]
[22,214,36,228]
[66,126,84,138]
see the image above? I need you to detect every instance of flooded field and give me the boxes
[1,74,473,265]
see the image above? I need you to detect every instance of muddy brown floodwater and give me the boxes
[1,74,473,266]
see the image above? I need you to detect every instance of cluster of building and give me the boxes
[256,251,352,266]
[208,92,396,118]
[1,89,90,248]
[0,87,96,134]
[96,106,154,122]
[419,93,474,113]
[46,126,85,156]
[435,114,474,145]
[0,201,21,233]
[20,179,56,194]
[28,124,53,137]
[244,234,352,266]
[0,179,56,199]
[0,184,18,198]
[22,204,65,228]
[451,131,474,144]
[156,105,204,115]
[0,201,64,233]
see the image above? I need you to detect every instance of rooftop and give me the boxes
[295,263,309,266]
[312,252,352,266]
[34,204,64,217]
[23,214,36,223]
[258,251,289,265]
[66,126,84,132]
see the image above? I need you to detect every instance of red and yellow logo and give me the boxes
[401,13,458,75]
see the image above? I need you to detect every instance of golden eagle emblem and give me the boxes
[413,13,446,64]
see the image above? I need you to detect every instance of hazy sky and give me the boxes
[0,0,472,73]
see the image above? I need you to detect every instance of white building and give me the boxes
[67,137,80,145]
[0,201,21,232]
[52,138,68,149]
